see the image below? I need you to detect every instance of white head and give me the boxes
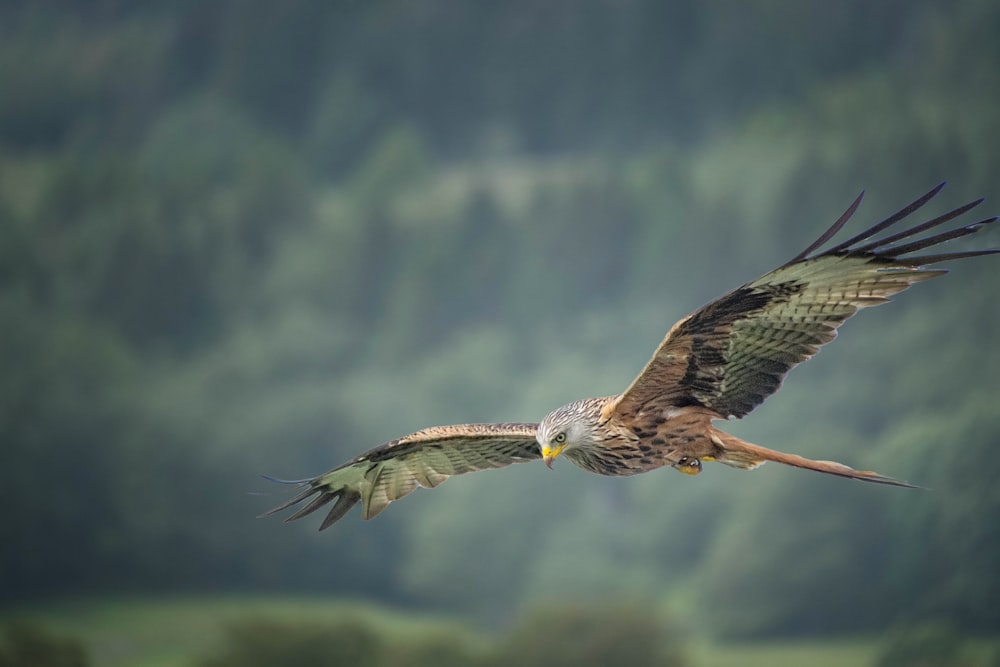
[536,397,606,468]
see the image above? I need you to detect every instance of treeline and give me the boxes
[2,0,1000,639]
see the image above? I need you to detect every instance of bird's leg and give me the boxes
[672,456,703,476]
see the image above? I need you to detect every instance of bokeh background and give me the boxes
[3,1,1000,665]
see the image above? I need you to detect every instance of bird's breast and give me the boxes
[567,409,719,476]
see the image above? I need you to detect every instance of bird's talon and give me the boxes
[674,456,702,476]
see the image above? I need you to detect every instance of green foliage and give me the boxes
[193,615,481,667]
[877,397,1000,631]
[196,617,384,667]
[491,604,687,667]
[385,634,481,667]
[0,623,90,667]
[875,622,971,667]
[0,6,170,148]
[194,605,682,667]
[697,469,897,637]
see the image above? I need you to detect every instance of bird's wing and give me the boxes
[261,422,540,529]
[606,183,998,425]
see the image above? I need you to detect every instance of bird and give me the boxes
[262,183,997,530]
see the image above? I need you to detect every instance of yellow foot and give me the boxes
[673,456,702,475]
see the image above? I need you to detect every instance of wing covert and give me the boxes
[261,422,540,529]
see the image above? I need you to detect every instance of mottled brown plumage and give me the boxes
[264,183,997,529]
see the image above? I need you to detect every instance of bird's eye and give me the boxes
[554,432,567,444]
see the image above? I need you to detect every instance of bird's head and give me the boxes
[537,398,605,468]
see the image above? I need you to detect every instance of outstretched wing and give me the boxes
[261,422,540,529]
[606,183,998,425]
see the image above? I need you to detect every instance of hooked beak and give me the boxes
[541,444,565,469]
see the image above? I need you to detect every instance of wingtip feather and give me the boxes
[824,182,948,255]
[257,483,318,518]
[789,189,865,263]
[260,474,314,485]
[319,491,362,530]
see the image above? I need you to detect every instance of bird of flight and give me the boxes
[264,183,997,530]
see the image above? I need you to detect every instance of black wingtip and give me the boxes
[792,182,998,266]
[285,492,336,522]
[257,480,319,518]
[257,474,362,529]
[877,217,999,258]
[318,491,362,530]
[824,182,949,255]
[903,248,1000,265]
[788,189,865,263]
[853,199,989,254]
[260,474,313,485]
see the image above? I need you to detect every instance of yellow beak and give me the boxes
[541,444,565,468]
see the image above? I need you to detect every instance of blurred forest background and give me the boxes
[3,0,1000,664]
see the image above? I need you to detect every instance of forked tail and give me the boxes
[710,429,920,488]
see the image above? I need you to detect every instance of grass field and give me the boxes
[3,596,478,667]
[2,596,997,667]
[692,639,877,667]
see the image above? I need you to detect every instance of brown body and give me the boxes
[554,397,716,476]
[545,396,903,485]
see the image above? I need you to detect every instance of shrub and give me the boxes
[385,633,484,667]
[196,616,383,667]
[0,622,90,667]
[489,604,687,667]
[875,622,971,667]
